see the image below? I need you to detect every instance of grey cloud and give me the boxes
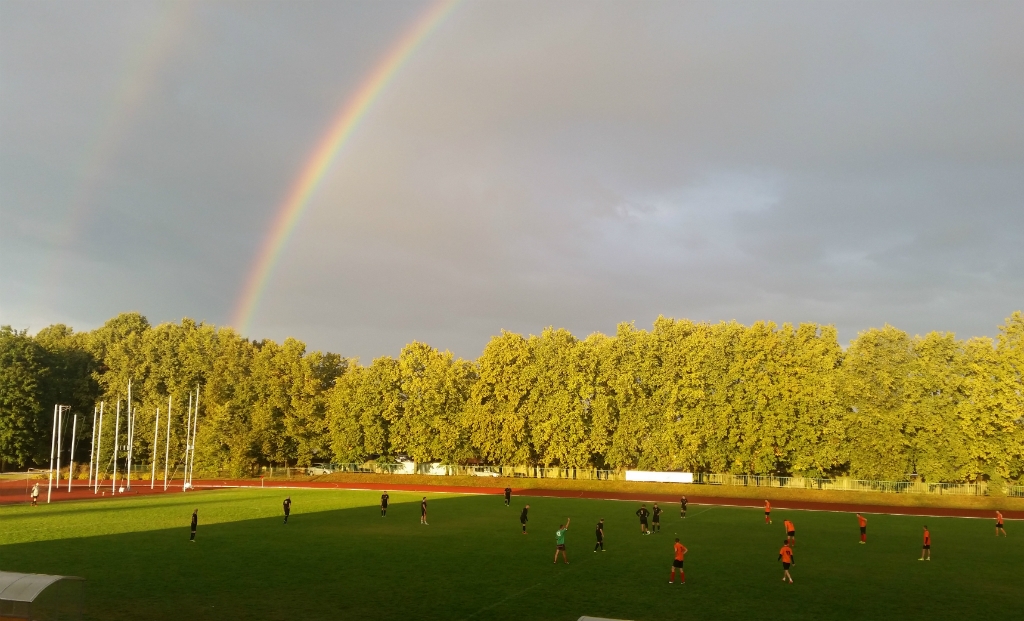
[2,0,1022,359]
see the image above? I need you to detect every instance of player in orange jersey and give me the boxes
[784,519,795,546]
[857,513,867,543]
[919,526,931,560]
[778,540,794,583]
[670,538,688,584]
[764,500,772,524]
[995,511,1006,537]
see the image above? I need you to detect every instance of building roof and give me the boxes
[0,572,83,603]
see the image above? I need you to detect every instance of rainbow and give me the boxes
[232,0,460,333]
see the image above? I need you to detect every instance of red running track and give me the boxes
[3,478,1020,520]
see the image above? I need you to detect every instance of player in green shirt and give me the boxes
[554,517,571,564]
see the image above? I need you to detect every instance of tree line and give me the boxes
[1,312,1021,486]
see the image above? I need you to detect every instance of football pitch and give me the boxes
[1,488,1019,621]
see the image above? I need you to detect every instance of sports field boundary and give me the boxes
[187,479,1023,520]
[4,478,1020,520]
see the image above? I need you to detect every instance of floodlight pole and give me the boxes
[189,386,200,487]
[164,396,172,490]
[151,407,160,489]
[111,401,120,494]
[47,405,57,504]
[55,407,64,494]
[94,402,104,493]
[88,407,97,490]
[183,392,193,491]
[125,380,133,490]
[68,414,78,492]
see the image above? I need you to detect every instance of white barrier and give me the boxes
[625,471,693,483]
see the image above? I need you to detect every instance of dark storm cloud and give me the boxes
[2,1,1022,359]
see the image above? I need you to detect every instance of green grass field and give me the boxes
[1,489,1019,621]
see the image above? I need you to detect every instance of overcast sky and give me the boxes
[2,0,1022,360]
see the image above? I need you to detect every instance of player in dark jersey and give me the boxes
[380,492,389,517]
[420,497,428,525]
[283,497,291,524]
[652,503,662,533]
[594,518,605,551]
[636,504,650,535]
[504,487,511,506]
[520,504,530,534]
[189,509,198,542]
[680,496,687,518]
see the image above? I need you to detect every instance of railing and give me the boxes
[305,463,1020,497]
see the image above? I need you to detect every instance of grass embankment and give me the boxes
[309,472,1024,511]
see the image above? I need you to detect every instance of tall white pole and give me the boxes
[55,407,63,492]
[88,407,97,490]
[94,402,104,493]
[126,406,136,490]
[189,386,200,487]
[67,414,78,492]
[164,396,172,490]
[183,392,193,491]
[47,405,57,504]
[111,401,120,494]
[151,407,160,489]
[125,380,132,490]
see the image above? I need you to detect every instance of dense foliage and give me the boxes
[1,312,1022,483]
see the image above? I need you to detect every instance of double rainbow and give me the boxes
[232,0,460,333]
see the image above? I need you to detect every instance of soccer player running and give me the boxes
[995,511,1006,537]
[554,518,571,564]
[420,497,428,525]
[189,509,198,542]
[919,526,931,560]
[857,513,867,543]
[380,492,389,517]
[520,504,530,534]
[784,519,795,546]
[670,538,688,584]
[652,503,662,533]
[636,504,650,535]
[283,496,291,524]
[778,540,794,583]
[680,496,687,519]
[504,487,511,506]
[594,519,605,552]
[764,500,772,524]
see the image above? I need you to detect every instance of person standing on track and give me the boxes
[380,492,389,517]
[919,526,931,561]
[764,500,772,524]
[594,518,605,551]
[652,503,662,533]
[670,538,688,584]
[779,540,794,583]
[857,513,867,543]
[520,504,530,534]
[189,509,198,542]
[283,496,291,524]
[636,504,650,535]
[504,487,511,506]
[680,496,687,519]
[31,483,39,507]
[554,518,571,564]
[995,511,1006,537]
[420,497,428,525]
[784,519,795,546]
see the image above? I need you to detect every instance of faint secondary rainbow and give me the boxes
[232,0,460,334]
